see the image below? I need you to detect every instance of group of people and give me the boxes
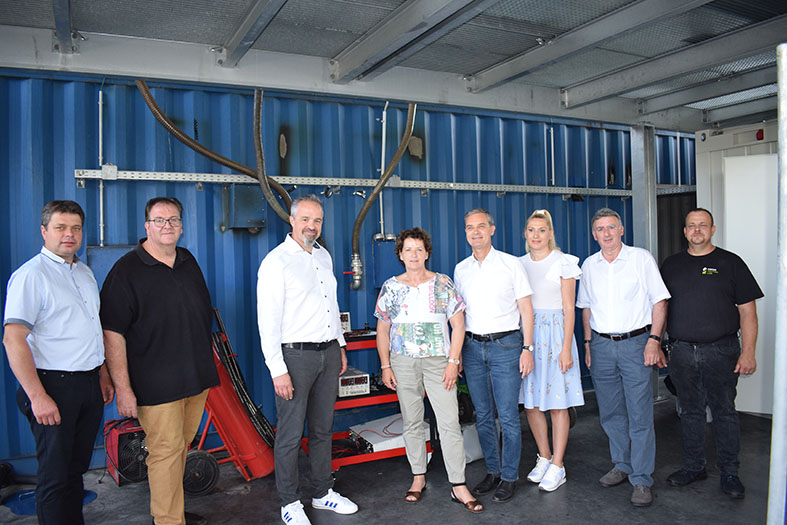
[3,195,762,525]
[4,198,219,525]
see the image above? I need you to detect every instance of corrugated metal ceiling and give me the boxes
[0,0,784,128]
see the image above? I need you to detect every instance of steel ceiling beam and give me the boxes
[361,0,502,81]
[703,96,777,124]
[467,0,713,93]
[562,15,787,108]
[640,66,777,114]
[51,0,74,54]
[218,0,287,68]
[330,0,489,84]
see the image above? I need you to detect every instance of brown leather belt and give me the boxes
[594,325,650,342]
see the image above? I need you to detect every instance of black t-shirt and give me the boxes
[100,241,219,405]
[660,247,763,343]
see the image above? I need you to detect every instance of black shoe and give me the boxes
[472,473,501,495]
[492,480,516,502]
[720,474,745,499]
[666,468,707,487]
[185,512,208,525]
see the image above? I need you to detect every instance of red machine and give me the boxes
[194,344,274,481]
[104,418,148,486]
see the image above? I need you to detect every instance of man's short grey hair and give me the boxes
[464,208,494,226]
[290,194,323,218]
[591,208,622,228]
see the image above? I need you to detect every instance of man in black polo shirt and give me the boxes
[660,208,763,500]
[100,197,219,525]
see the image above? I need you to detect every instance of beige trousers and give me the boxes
[391,353,466,483]
[137,389,209,525]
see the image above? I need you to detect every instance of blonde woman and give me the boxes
[519,209,584,492]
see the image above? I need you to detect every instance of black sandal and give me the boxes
[451,483,484,513]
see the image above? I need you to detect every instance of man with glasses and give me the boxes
[100,197,218,525]
[4,200,114,524]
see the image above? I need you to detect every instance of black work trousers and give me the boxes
[17,368,104,525]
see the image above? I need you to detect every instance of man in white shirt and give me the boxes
[257,195,357,525]
[577,208,669,507]
[453,208,534,503]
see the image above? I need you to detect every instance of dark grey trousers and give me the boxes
[274,341,341,506]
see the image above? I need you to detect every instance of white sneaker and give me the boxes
[311,489,358,515]
[538,463,567,492]
[526,454,552,483]
[281,501,311,524]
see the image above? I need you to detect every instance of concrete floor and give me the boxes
[0,385,771,524]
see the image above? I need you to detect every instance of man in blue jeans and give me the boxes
[454,208,534,503]
[577,208,670,507]
[660,208,762,499]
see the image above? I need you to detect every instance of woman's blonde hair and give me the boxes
[524,209,559,252]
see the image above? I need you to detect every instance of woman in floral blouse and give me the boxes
[375,227,482,513]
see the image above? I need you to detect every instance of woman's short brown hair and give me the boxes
[394,227,432,267]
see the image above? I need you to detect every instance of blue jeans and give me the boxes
[669,336,741,475]
[589,331,655,487]
[462,331,523,482]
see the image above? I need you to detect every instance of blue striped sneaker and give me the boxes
[281,501,311,524]
[311,489,358,514]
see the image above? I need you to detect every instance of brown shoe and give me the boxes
[450,485,484,513]
[404,484,426,503]
[631,485,653,507]
[599,468,628,487]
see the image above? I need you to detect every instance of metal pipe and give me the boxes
[253,90,289,222]
[350,103,416,290]
[134,80,291,220]
[377,101,389,238]
[98,90,105,247]
[550,125,555,185]
[767,41,787,525]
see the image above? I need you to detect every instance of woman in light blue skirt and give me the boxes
[519,209,585,492]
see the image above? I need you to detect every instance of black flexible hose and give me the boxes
[254,90,290,222]
[349,103,416,289]
[135,80,292,220]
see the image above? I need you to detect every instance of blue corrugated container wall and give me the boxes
[0,73,694,471]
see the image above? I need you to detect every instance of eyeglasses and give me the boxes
[146,217,182,227]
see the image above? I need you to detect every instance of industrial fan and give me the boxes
[104,418,148,485]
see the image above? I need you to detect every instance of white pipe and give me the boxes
[550,125,555,186]
[98,90,105,247]
[767,42,787,525]
[378,101,389,236]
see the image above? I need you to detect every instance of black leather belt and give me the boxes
[595,325,650,342]
[282,340,337,351]
[669,333,738,346]
[38,365,101,376]
[466,329,519,342]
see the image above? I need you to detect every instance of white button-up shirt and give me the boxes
[3,247,104,371]
[454,246,533,334]
[576,244,670,334]
[257,235,346,378]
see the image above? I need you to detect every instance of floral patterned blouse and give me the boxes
[374,273,465,358]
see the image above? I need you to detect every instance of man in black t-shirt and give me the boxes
[101,197,219,525]
[660,208,763,500]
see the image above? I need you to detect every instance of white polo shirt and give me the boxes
[3,247,104,371]
[576,244,670,334]
[454,246,533,334]
[257,234,346,378]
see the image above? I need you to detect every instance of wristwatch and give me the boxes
[648,334,662,343]
[522,344,534,352]
[447,358,461,365]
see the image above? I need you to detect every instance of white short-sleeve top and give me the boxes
[519,250,581,310]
